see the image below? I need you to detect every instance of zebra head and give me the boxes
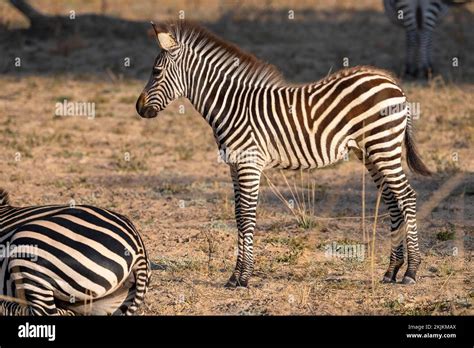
[136,22,185,118]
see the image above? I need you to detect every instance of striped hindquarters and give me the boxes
[1,204,149,315]
[255,67,407,170]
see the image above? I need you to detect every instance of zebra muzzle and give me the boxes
[136,94,158,118]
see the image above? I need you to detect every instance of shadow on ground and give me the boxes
[1,6,473,82]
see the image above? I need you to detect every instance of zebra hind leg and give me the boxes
[225,166,244,288]
[0,288,75,316]
[352,146,406,283]
[404,29,419,78]
[0,299,31,315]
[365,153,421,284]
[418,28,434,79]
[365,161,406,283]
[225,164,261,288]
[12,273,76,315]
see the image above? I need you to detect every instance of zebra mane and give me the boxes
[0,188,10,206]
[317,65,399,86]
[160,21,285,87]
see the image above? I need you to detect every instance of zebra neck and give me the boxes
[186,72,259,140]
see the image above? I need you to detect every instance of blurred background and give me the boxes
[1,0,473,81]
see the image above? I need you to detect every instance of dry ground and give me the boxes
[0,0,472,315]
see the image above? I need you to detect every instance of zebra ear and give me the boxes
[157,32,178,51]
[150,22,178,51]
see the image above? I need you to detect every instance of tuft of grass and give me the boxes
[263,169,319,230]
[275,237,306,265]
[118,95,137,104]
[199,229,219,275]
[155,183,189,195]
[175,145,194,161]
[436,223,456,241]
[54,95,73,102]
[431,153,460,175]
[113,150,148,172]
[152,257,201,272]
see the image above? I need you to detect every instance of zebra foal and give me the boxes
[0,189,150,315]
[136,21,431,287]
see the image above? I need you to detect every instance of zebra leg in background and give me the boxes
[418,28,434,78]
[404,29,419,77]
[365,154,421,284]
[225,164,262,288]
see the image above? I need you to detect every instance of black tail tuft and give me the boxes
[405,129,431,176]
[0,188,10,206]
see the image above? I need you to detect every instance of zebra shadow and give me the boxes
[1,2,473,83]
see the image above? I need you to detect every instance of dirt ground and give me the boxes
[0,0,472,315]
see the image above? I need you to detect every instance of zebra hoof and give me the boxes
[224,280,238,289]
[401,276,416,285]
[237,279,248,288]
[382,276,396,283]
[224,279,248,288]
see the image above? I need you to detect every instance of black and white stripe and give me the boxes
[136,21,431,287]
[384,0,453,78]
[0,190,150,315]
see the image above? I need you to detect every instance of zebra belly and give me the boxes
[263,136,347,170]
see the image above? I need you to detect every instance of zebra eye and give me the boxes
[153,67,162,75]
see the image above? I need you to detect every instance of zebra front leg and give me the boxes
[225,164,262,288]
[225,165,244,288]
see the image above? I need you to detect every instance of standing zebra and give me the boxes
[136,21,431,287]
[0,189,150,315]
[383,0,460,78]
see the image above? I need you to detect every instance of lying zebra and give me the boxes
[0,189,150,315]
[136,21,431,288]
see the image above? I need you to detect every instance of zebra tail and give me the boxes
[125,255,151,316]
[404,106,432,176]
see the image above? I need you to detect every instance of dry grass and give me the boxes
[0,0,472,315]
